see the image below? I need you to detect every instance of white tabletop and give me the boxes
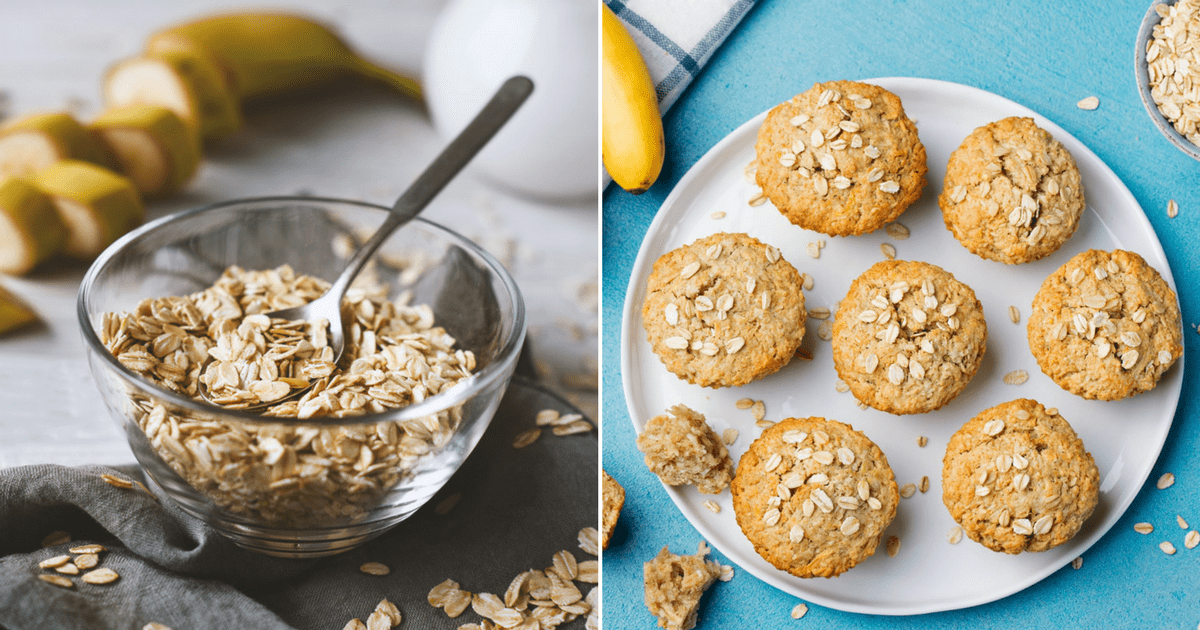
[0,0,598,467]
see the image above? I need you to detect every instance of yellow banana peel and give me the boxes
[602,3,664,195]
[145,13,421,102]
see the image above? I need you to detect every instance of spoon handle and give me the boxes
[328,76,535,298]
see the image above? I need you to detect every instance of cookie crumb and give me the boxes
[886,536,901,557]
[637,405,733,494]
[644,544,722,630]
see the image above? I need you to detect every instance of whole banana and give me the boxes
[602,3,664,195]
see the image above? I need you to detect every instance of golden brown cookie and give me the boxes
[1027,249,1182,400]
[730,417,898,578]
[602,469,625,549]
[637,405,734,495]
[942,399,1100,554]
[939,117,1085,264]
[642,232,806,388]
[643,542,723,630]
[831,260,988,415]
[754,80,927,236]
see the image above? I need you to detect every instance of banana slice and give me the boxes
[145,12,421,102]
[91,105,201,195]
[103,49,242,140]
[32,160,143,260]
[0,283,37,336]
[0,112,119,178]
[0,177,68,275]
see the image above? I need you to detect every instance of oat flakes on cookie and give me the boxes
[637,405,734,495]
[939,116,1085,264]
[642,232,806,388]
[730,417,899,578]
[643,542,722,630]
[1027,249,1182,400]
[831,260,987,415]
[602,469,625,549]
[754,80,927,236]
[942,399,1099,554]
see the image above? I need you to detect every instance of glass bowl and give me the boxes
[1136,0,1200,162]
[77,196,525,558]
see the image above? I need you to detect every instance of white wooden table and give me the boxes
[0,0,597,467]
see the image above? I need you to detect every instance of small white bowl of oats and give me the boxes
[78,196,526,557]
[1137,0,1200,162]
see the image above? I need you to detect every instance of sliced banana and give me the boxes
[0,177,68,275]
[91,105,201,195]
[0,283,37,336]
[32,160,143,260]
[0,112,118,178]
[103,49,242,140]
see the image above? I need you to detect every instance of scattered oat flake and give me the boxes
[513,428,541,449]
[360,562,391,576]
[1003,370,1029,385]
[1008,305,1020,324]
[1077,96,1099,110]
[75,553,99,569]
[101,473,133,489]
[553,420,593,436]
[143,624,174,630]
[886,536,901,557]
[1072,556,1083,570]
[42,531,70,548]
[1168,199,1179,218]
[749,193,767,207]
[1157,473,1175,489]
[880,243,896,260]
[751,400,765,421]
[1185,530,1199,549]
[919,476,930,493]
[39,555,70,569]
[578,526,600,556]
[38,574,73,588]
[1160,541,1177,555]
[343,620,367,630]
[711,211,726,220]
[885,222,910,240]
[82,568,120,585]
[917,436,928,448]
[722,428,738,445]
[900,483,916,498]
[791,603,809,619]
[704,500,721,514]
[834,380,849,393]
[735,398,754,410]
[1134,522,1154,534]
[1178,515,1190,529]
[947,525,964,544]
[535,409,560,426]
[69,544,105,554]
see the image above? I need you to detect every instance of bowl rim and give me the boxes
[77,195,527,426]
[1135,0,1200,162]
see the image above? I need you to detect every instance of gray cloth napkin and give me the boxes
[0,377,597,630]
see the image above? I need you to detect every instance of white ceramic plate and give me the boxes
[619,78,1183,615]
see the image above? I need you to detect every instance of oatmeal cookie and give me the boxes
[643,542,722,630]
[730,417,898,578]
[1027,249,1182,400]
[942,399,1100,554]
[602,469,625,549]
[642,232,806,388]
[637,405,734,495]
[831,260,988,415]
[754,80,927,236]
[939,117,1085,264]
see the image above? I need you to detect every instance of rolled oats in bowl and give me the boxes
[1138,0,1200,160]
[80,198,525,557]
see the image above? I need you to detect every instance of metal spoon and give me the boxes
[200,76,534,411]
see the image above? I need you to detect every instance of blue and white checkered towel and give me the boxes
[605,0,757,115]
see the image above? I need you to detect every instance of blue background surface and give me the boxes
[602,1,1200,627]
